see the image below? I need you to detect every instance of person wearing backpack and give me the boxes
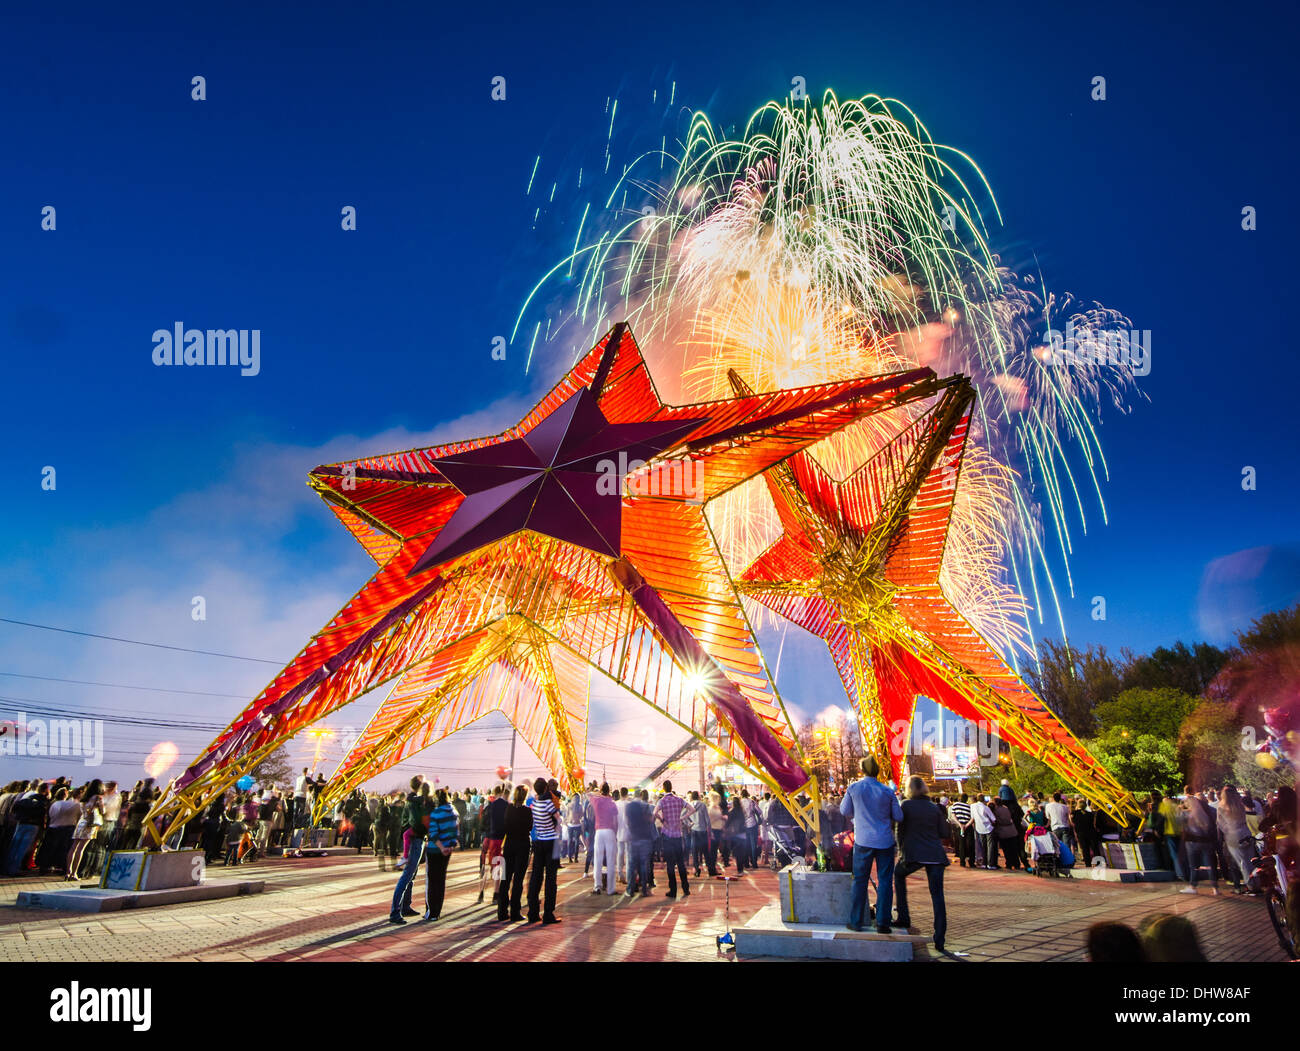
[390,780,431,923]
[5,784,49,876]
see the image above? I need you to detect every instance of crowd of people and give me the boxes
[3,762,1292,961]
[929,779,1294,896]
[377,775,800,926]
[0,767,360,877]
[822,757,1295,956]
[0,777,161,879]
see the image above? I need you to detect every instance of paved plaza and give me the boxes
[0,851,1289,963]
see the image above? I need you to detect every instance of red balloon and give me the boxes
[495,765,508,780]
[574,767,585,780]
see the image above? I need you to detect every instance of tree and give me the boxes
[1229,751,1292,798]
[1119,641,1230,697]
[1214,602,1300,722]
[1094,687,1199,740]
[251,744,294,789]
[1088,729,1182,795]
[996,749,1068,799]
[1176,700,1242,789]
[1025,639,1121,737]
[1235,602,1300,655]
[797,709,863,791]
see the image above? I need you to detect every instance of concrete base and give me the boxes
[736,904,929,961]
[1086,867,1175,883]
[778,864,854,924]
[16,879,265,913]
[266,846,356,857]
[101,848,205,891]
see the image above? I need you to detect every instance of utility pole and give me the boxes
[508,727,517,785]
[697,740,706,796]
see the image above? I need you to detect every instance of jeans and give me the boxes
[424,849,449,918]
[627,839,652,894]
[894,860,947,950]
[501,846,529,919]
[527,840,557,921]
[980,832,999,867]
[662,836,689,894]
[1163,835,1186,880]
[849,844,895,931]
[4,824,38,876]
[38,826,72,874]
[592,828,617,894]
[692,830,715,875]
[1052,826,1076,853]
[1184,841,1218,887]
[706,830,721,874]
[730,833,749,874]
[1224,839,1256,890]
[391,837,426,916]
[566,826,582,862]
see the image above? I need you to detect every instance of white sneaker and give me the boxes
[1211,886,1220,896]
[1178,887,1196,894]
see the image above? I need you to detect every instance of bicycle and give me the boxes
[1253,850,1298,959]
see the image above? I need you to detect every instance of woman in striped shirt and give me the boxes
[423,789,460,921]
[526,778,561,925]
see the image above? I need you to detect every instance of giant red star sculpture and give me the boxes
[145,325,945,844]
[732,371,1138,820]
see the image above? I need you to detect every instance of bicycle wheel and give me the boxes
[1265,888,1298,959]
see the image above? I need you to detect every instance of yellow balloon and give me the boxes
[1256,752,1279,770]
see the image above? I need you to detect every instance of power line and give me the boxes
[0,671,248,700]
[0,617,284,665]
[0,696,229,732]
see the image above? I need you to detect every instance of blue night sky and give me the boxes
[2,1,1296,786]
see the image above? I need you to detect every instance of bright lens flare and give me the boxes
[145,740,180,779]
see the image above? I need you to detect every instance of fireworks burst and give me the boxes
[516,89,1145,662]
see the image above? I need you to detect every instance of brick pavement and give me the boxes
[0,852,1289,963]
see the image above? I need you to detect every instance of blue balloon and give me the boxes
[236,775,255,790]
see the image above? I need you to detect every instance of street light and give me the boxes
[306,727,335,771]
[812,725,840,784]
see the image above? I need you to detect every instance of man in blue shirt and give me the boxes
[840,756,902,933]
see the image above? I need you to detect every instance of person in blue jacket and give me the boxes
[840,755,903,933]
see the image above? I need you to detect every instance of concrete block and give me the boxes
[101,849,205,890]
[778,864,855,924]
[17,879,265,913]
[735,904,927,961]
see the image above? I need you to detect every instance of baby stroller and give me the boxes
[768,823,801,870]
[1028,828,1068,878]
